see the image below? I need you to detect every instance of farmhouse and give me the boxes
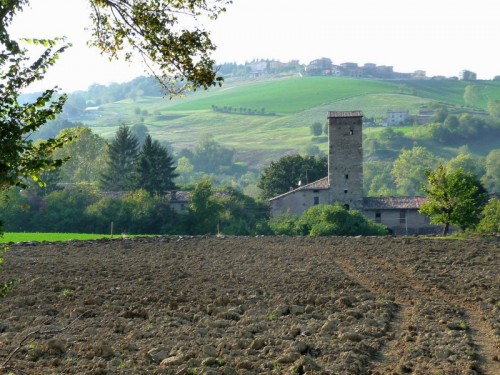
[269,111,437,235]
[385,109,410,126]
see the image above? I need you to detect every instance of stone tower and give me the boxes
[327,111,363,210]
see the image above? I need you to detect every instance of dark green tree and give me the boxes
[130,123,150,145]
[431,107,449,123]
[258,154,328,199]
[134,134,178,195]
[100,125,139,191]
[419,165,488,236]
[187,180,223,234]
[0,187,31,232]
[476,198,500,233]
[29,184,100,233]
[216,186,269,235]
[310,121,323,137]
[191,133,235,174]
[482,149,500,193]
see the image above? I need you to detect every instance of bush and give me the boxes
[299,204,387,236]
[268,204,387,236]
[476,198,500,233]
[0,188,32,232]
[85,189,177,234]
[268,212,300,235]
[30,184,100,233]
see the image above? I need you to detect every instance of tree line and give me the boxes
[1,181,270,236]
[211,105,276,116]
[2,125,498,237]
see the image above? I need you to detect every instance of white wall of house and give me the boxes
[270,189,329,217]
[363,208,435,234]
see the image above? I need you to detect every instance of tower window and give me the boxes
[345,174,349,180]
[349,129,354,135]
[344,189,348,194]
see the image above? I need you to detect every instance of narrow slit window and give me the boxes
[345,174,349,180]
[399,210,406,224]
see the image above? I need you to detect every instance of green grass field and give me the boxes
[0,233,114,243]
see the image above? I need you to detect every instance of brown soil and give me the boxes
[0,236,498,374]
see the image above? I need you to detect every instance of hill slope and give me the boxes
[69,76,500,168]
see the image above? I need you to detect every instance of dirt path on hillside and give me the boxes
[0,236,498,374]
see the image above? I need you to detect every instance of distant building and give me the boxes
[362,63,377,76]
[459,70,477,81]
[416,108,435,125]
[375,65,394,78]
[248,61,268,77]
[339,62,362,77]
[166,190,190,212]
[412,70,427,79]
[306,58,333,76]
[385,110,410,126]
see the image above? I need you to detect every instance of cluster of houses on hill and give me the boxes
[241,57,483,81]
[304,57,479,81]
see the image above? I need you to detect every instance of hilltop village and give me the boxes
[218,57,496,81]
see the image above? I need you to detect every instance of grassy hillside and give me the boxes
[72,76,500,168]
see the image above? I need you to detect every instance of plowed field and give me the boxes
[0,236,498,374]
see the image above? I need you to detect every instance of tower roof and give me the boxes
[328,110,363,118]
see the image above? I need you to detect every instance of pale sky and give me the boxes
[9,0,500,93]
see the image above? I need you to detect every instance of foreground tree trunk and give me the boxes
[442,222,450,236]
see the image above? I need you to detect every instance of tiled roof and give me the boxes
[363,196,426,210]
[328,110,363,118]
[301,177,329,189]
[269,177,329,201]
[166,191,191,202]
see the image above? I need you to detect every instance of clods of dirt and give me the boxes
[0,236,498,374]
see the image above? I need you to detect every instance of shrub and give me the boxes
[268,212,300,235]
[476,198,500,233]
[299,204,387,236]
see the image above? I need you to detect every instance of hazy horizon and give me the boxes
[10,0,500,93]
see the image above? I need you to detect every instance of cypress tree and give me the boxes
[100,125,139,191]
[134,135,178,195]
